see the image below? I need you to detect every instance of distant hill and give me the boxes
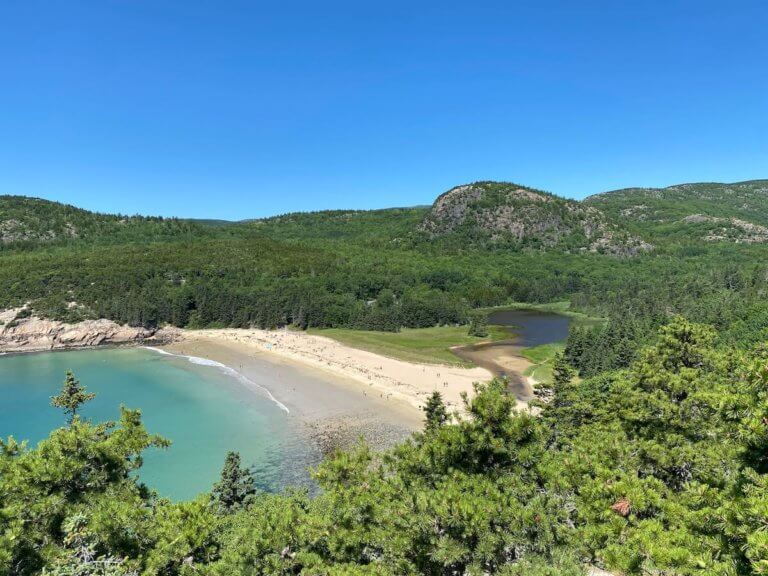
[247,206,429,245]
[4,179,767,252]
[584,180,768,244]
[0,195,429,249]
[418,181,652,256]
[0,195,206,247]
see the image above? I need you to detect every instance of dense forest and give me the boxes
[2,317,767,575]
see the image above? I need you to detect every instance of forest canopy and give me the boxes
[2,192,768,368]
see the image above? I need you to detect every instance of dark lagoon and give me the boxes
[486,308,572,346]
[452,308,573,400]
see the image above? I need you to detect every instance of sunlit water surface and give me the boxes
[0,347,319,500]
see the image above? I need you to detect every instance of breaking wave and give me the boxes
[142,347,290,414]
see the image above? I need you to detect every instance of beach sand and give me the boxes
[159,335,430,454]
[162,328,497,415]
[159,328,545,452]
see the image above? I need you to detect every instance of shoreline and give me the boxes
[167,328,501,415]
[142,345,291,414]
[0,313,539,422]
[155,336,426,454]
[0,339,167,358]
[450,341,537,401]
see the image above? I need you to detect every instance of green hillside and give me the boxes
[1,180,767,372]
[585,179,768,244]
[246,206,429,246]
[0,195,208,249]
[3,181,768,575]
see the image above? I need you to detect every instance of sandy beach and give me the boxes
[159,334,432,454]
[162,328,498,418]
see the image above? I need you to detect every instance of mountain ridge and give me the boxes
[0,195,206,246]
[584,179,768,244]
[3,178,767,249]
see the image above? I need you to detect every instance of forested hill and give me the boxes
[2,185,768,575]
[585,179,768,244]
[2,179,768,361]
[0,195,207,248]
[5,179,768,251]
[247,206,429,246]
[417,181,652,256]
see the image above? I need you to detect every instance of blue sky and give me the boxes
[1,1,766,219]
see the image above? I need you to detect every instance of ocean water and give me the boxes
[0,347,319,500]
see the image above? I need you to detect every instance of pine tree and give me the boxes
[467,311,489,337]
[47,513,134,576]
[423,391,448,431]
[51,371,96,425]
[551,352,575,390]
[564,326,585,369]
[212,451,257,512]
[536,352,576,403]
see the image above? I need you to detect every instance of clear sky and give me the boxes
[1,1,766,219]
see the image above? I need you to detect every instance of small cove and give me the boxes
[0,347,321,500]
[0,311,574,498]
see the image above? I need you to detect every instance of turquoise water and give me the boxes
[0,347,318,500]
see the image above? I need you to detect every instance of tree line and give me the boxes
[2,231,767,344]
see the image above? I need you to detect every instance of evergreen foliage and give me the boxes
[422,391,449,431]
[4,183,768,573]
[551,353,574,388]
[467,310,489,337]
[536,352,574,401]
[211,452,257,512]
[3,184,768,357]
[50,371,96,424]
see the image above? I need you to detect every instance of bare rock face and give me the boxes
[680,214,768,244]
[419,181,652,257]
[0,311,171,353]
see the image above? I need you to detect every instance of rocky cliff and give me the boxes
[419,181,652,256]
[0,308,176,353]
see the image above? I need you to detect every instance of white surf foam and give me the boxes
[142,346,174,356]
[142,346,290,414]
[186,356,227,368]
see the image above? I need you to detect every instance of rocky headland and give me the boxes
[0,307,177,354]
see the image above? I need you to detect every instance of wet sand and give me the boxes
[451,340,536,401]
[160,337,424,453]
[169,328,495,414]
